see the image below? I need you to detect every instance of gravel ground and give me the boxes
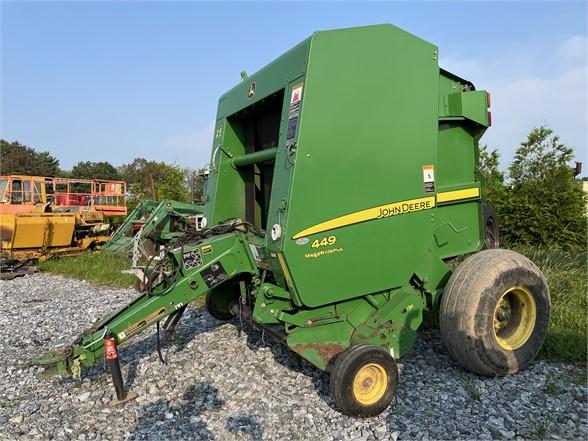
[0,273,586,441]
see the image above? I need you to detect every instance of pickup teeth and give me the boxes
[28,345,75,376]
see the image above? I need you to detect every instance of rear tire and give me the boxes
[440,249,550,376]
[329,345,398,417]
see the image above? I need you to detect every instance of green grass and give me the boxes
[40,252,135,288]
[459,375,481,401]
[0,400,16,409]
[514,245,587,365]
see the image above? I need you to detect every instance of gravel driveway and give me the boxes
[0,273,586,440]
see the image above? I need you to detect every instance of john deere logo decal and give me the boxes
[247,82,256,99]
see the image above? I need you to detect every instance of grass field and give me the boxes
[40,252,135,288]
[40,247,587,364]
[514,246,587,365]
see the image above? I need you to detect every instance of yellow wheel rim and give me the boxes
[493,286,537,350]
[352,363,388,405]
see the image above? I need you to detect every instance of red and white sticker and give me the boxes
[291,83,303,104]
[104,338,118,360]
[423,165,435,183]
[423,165,435,193]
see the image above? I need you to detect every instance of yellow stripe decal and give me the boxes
[292,187,480,240]
[292,196,436,239]
[436,187,480,203]
[277,253,294,288]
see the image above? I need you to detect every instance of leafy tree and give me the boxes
[499,126,586,249]
[0,139,60,176]
[479,144,505,204]
[185,167,208,204]
[120,158,189,205]
[70,161,121,180]
[155,165,189,202]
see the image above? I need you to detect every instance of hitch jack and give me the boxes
[104,330,137,407]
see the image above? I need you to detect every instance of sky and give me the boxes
[1,0,586,173]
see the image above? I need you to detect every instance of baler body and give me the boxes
[36,25,502,410]
[202,24,490,367]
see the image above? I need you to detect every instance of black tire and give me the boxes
[205,283,239,321]
[482,202,500,249]
[329,345,398,417]
[440,249,550,376]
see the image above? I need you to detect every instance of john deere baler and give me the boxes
[35,24,549,417]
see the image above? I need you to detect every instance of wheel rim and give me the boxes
[352,363,388,405]
[493,286,537,350]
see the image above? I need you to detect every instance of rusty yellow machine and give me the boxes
[0,175,127,279]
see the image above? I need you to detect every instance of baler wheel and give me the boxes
[329,344,398,417]
[205,283,239,321]
[439,249,550,376]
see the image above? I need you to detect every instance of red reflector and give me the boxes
[104,337,118,360]
[487,111,492,127]
[486,92,491,108]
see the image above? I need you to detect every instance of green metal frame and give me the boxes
[35,24,491,377]
[102,200,203,254]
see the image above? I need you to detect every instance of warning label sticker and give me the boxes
[287,83,303,143]
[286,116,299,141]
[288,83,303,117]
[291,83,303,104]
[201,262,228,288]
[423,165,435,193]
[183,249,202,269]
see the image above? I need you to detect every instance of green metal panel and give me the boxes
[216,39,310,120]
[204,23,490,311]
[446,91,490,126]
[204,39,311,225]
[282,24,442,307]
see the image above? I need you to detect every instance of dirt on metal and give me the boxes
[291,342,345,365]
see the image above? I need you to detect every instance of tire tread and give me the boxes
[440,249,550,376]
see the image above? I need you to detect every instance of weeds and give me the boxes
[459,376,481,401]
[514,246,587,364]
[523,415,553,440]
[562,366,588,386]
[543,370,557,395]
[0,400,16,409]
[40,252,134,288]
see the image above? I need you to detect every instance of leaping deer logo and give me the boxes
[247,82,256,99]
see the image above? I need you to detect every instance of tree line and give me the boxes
[0,139,206,207]
[1,126,586,249]
[480,126,586,250]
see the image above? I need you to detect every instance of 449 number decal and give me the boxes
[311,235,336,248]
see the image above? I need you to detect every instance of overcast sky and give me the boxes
[1,1,586,174]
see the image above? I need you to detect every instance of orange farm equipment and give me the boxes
[0,175,127,279]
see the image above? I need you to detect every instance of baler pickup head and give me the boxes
[30,345,77,377]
